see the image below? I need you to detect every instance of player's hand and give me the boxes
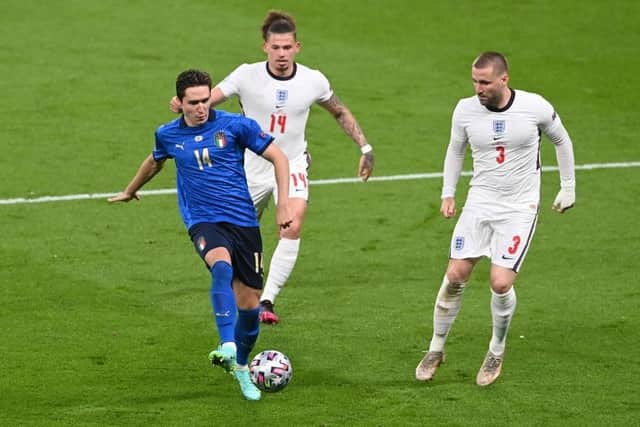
[440,197,456,218]
[276,204,293,230]
[552,188,575,213]
[107,192,139,203]
[169,96,182,114]
[358,152,374,182]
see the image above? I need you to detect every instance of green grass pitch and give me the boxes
[1,0,639,425]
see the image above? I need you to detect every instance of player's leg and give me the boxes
[229,225,265,400]
[232,280,262,400]
[476,265,517,387]
[189,224,238,372]
[476,211,536,386]
[416,258,477,381]
[260,197,305,319]
[417,206,488,381]
[260,155,309,323]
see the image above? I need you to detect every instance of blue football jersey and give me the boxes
[153,110,273,229]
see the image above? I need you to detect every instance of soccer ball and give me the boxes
[249,350,293,392]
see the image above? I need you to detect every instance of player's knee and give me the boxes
[281,222,302,239]
[490,279,513,294]
[490,269,516,294]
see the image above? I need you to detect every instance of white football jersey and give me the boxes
[442,89,572,208]
[217,61,333,180]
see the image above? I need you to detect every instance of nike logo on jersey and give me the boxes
[501,255,515,260]
[493,136,503,141]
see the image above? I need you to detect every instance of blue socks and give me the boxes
[210,261,236,344]
[210,261,260,364]
[235,307,260,366]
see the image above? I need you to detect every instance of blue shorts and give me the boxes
[188,222,264,289]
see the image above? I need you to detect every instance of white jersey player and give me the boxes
[172,10,374,324]
[416,52,575,387]
[216,60,333,214]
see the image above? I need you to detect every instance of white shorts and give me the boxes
[449,202,538,272]
[248,152,310,217]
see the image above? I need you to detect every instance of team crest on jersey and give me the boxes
[454,236,465,251]
[194,135,203,142]
[276,89,288,105]
[214,131,227,148]
[493,120,506,134]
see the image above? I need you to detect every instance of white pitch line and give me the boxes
[1,161,639,206]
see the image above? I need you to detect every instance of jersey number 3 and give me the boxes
[270,114,287,134]
[496,146,505,164]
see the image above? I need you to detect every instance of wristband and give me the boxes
[360,144,373,154]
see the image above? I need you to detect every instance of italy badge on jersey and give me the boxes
[214,131,227,148]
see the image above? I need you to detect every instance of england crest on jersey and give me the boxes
[493,119,506,134]
[454,236,465,251]
[276,89,288,105]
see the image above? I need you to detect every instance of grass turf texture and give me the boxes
[1,0,639,425]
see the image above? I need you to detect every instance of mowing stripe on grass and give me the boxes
[1,161,639,205]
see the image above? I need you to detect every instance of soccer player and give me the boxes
[170,10,375,324]
[109,69,292,401]
[415,52,576,386]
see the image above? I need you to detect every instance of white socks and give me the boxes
[489,287,517,356]
[429,276,466,352]
[260,238,300,303]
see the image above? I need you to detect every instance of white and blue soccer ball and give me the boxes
[249,350,293,392]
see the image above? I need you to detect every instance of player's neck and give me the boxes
[487,88,515,112]
[496,88,513,109]
[267,62,296,79]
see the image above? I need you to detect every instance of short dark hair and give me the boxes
[473,51,509,75]
[261,10,297,41]
[175,69,212,100]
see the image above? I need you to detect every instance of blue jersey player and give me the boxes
[109,69,292,401]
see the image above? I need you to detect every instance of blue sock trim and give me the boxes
[210,261,236,344]
[235,307,260,365]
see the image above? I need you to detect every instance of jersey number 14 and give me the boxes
[269,114,287,134]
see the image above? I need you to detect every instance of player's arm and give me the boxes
[108,154,165,203]
[440,138,466,218]
[318,93,374,182]
[542,110,576,213]
[169,87,227,113]
[260,143,292,230]
[441,106,468,218]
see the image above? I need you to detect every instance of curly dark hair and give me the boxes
[175,69,212,100]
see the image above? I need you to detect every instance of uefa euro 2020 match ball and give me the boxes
[249,350,293,392]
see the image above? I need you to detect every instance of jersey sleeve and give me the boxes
[536,95,568,145]
[216,64,248,99]
[152,128,171,161]
[239,117,275,156]
[536,96,576,189]
[312,70,333,103]
[441,100,468,198]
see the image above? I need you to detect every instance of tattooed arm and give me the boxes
[318,93,374,181]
